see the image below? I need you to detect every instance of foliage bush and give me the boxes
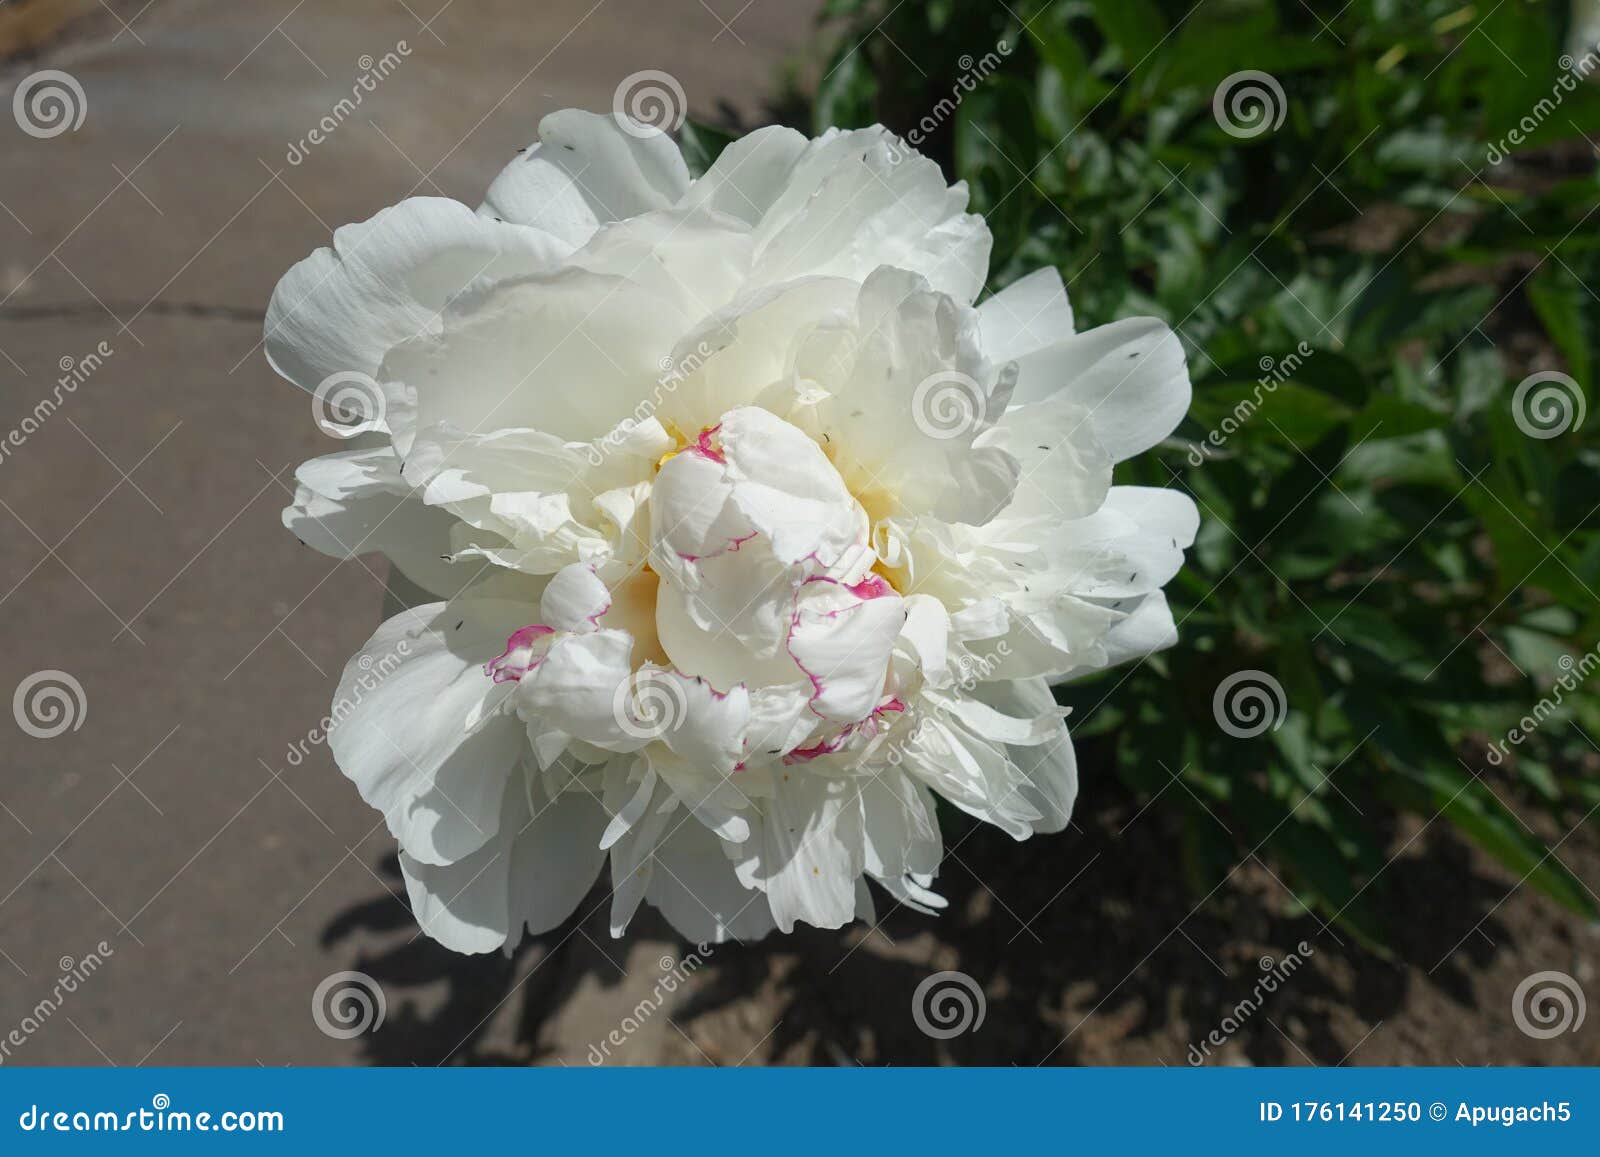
[744,0,1600,948]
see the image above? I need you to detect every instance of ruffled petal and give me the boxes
[761,771,863,933]
[330,600,534,866]
[978,266,1075,362]
[282,447,476,597]
[645,818,776,943]
[478,110,690,246]
[1007,317,1191,460]
[787,576,906,723]
[265,197,569,397]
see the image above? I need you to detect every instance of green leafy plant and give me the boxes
[809,0,1600,948]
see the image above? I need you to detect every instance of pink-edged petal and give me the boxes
[538,563,612,633]
[787,575,906,723]
[329,600,534,867]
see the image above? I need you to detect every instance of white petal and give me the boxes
[282,447,473,598]
[645,818,775,943]
[508,776,610,937]
[649,448,759,570]
[653,564,804,691]
[1055,591,1180,682]
[329,600,532,866]
[750,127,991,303]
[1039,485,1200,599]
[787,576,906,723]
[265,197,569,396]
[478,110,690,246]
[1008,317,1191,460]
[399,770,608,952]
[898,713,1043,840]
[568,206,752,317]
[992,394,1113,524]
[607,778,678,936]
[859,767,942,881]
[762,771,862,933]
[678,125,808,225]
[978,266,1075,362]
[519,629,641,751]
[718,406,865,566]
[656,672,750,775]
[798,268,1018,526]
[381,269,694,448]
[973,679,1077,833]
[539,563,612,632]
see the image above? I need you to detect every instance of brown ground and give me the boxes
[0,0,1595,1068]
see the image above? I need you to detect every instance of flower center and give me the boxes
[655,422,725,472]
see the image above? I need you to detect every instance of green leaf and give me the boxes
[1083,0,1166,68]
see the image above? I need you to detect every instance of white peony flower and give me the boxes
[264,110,1197,951]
